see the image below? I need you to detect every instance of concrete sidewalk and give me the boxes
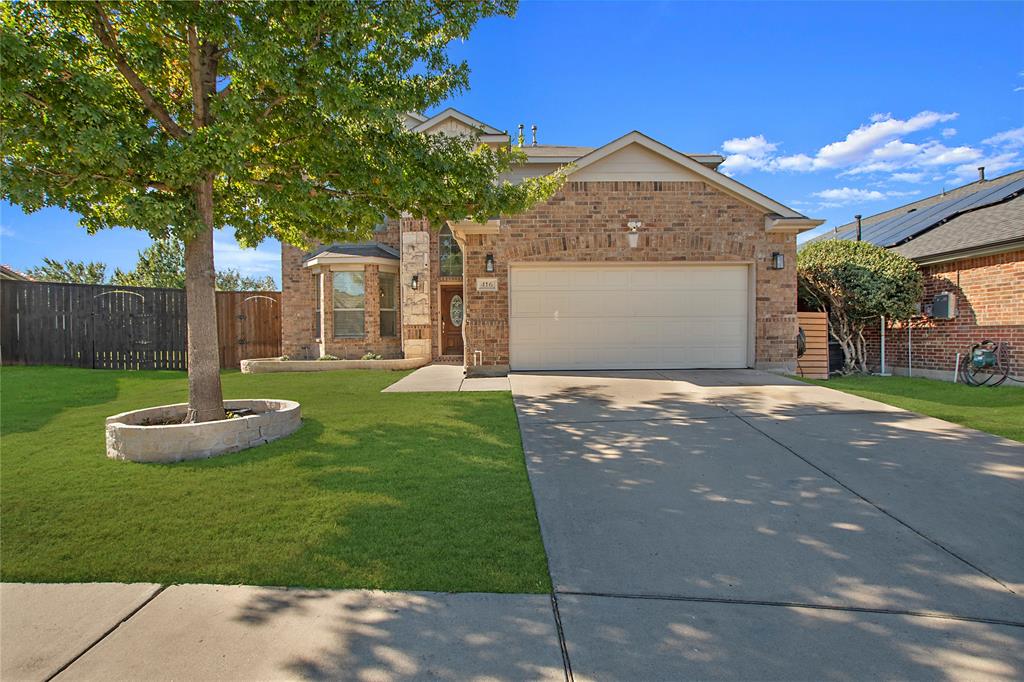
[1,583,564,681]
[382,364,510,393]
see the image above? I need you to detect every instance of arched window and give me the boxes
[439,226,462,277]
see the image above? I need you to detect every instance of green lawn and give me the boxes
[0,366,550,592]
[795,374,1024,442]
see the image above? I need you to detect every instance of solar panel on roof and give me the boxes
[839,177,1024,247]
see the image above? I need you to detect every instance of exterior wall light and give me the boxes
[627,220,642,248]
[771,252,785,270]
[485,254,495,273]
[411,274,419,290]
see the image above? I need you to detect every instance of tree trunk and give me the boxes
[183,173,224,423]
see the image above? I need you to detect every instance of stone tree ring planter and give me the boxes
[105,399,301,463]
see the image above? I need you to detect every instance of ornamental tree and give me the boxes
[1,0,563,422]
[798,240,923,374]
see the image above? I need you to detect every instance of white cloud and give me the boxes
[718,135,778,174]
[951,152,1021,181]
[811,187,919,206]
[719,111,960,175]
[721,134,777,157]
[890,172,925,183]
[813,111,957,169]
[941,128,957,138]
[0,225,14,238]
[982,126,1024,149]
[1015,86,1024,93]
[917,144,982,166]
[213,233,280,279]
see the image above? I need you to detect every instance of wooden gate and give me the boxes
[215,291,281,368]
[796,311,829,380]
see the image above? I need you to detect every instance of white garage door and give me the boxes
[509,264,750,370]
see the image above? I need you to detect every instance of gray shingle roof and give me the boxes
[304,242,399,262]
[893,196,1024,260]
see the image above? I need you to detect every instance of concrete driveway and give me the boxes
[512,370,1024,680]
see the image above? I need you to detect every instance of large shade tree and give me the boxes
[1,0,562,422]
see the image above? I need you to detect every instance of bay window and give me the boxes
[333,271,365,338]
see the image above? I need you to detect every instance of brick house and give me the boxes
[281,108,823,375]
[812,169,1023,380]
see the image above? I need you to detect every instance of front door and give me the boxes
[441,287,465,356]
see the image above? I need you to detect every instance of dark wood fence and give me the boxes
[0,280,280,370]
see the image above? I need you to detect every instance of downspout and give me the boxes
[907,321,912,378]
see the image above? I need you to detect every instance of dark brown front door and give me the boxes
[441,287,464,355]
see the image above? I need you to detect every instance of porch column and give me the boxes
[400,230,431,358]
[318,270,330,358]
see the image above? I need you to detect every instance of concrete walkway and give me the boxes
[1,583,564,681]
[513,369,1024,680]
[382,363,510,393]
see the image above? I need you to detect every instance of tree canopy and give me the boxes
[798,240,923,374]
[0,0,563,422]
[25,258,107,284]
[0,0,562,248]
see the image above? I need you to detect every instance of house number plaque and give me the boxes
[476,278,498,292]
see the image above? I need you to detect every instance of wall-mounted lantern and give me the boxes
[485,254,495,273]
[627,220,642,248]
[770,252,785,270]
[411,274,419,290]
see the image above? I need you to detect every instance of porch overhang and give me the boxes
[765,216,825,234]
[447,218,501,238]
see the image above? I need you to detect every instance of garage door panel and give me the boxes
[509,265,750,370]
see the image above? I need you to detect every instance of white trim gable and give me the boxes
[412,107,505,136]
[569,131,821,227]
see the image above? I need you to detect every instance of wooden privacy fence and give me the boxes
[796,311,829,380]
[1,280,280,370]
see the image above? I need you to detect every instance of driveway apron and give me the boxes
[512,370,1024,680]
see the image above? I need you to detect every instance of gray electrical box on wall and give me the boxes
[932,291,957,319]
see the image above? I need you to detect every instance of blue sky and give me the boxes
[2,0,1022,285]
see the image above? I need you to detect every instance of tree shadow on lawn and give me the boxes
[162,396,549,594]
[0,366,185,434]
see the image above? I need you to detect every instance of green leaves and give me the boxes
[26,258,108,284]
[2,0,561,251]
[798,240,923,323]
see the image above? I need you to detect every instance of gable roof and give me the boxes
[411,108,505,136]
[810,170,1024,259]
[303,242,399,266]
[569,131,819,226]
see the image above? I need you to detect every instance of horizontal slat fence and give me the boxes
[796,311,829,380]
[1,280,279,370]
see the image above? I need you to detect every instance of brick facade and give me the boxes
[280,220,404,360]
[281,180,803,373]
[461,180,798,374]
[863,249,1024,378]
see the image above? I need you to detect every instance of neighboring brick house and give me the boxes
[281,108,823,375]
[812,169,1024,380]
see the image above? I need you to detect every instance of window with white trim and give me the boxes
[379,271,397,337]
[333,271,365,338]
[313,273,321,339]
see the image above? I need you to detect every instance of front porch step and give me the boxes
[434,355,464,365]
